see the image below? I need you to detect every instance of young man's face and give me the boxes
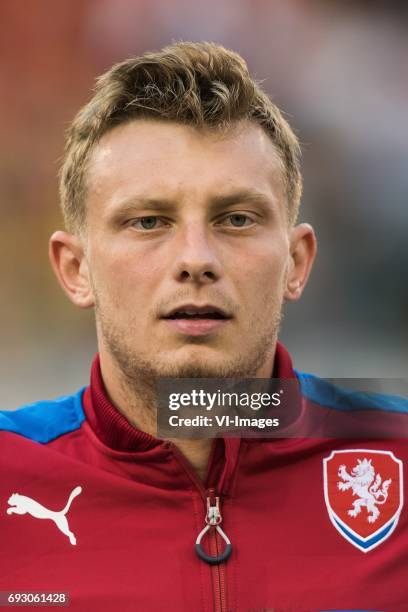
[56,119,314,380]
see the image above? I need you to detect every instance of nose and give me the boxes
[171,223,221,285]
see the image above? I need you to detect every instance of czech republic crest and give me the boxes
[323,449,403,552]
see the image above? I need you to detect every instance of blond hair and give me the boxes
[60,41,302,233]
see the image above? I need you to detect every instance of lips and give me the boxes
[162,304,231,320]
[161,303,232,336]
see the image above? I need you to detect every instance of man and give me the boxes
[1,42,407,611]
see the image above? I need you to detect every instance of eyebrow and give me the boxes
[111,198,177,215]
[207,190,273,212]
[111,189,274,217]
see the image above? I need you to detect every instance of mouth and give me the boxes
[161,304,232,336]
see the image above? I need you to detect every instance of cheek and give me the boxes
[90,245,162,311]
[235,244,288,305]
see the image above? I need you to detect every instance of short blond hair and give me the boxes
[60,41,302,233]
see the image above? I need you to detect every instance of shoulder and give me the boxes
[296,371,408,414]
[0,388,86,443]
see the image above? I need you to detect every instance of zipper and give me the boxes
[207,488,228,612]
[167,443,230,612]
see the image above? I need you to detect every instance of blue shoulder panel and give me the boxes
[0,388,86,443]
[296,371,408,414]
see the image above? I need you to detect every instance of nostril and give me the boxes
[179,269,216,281]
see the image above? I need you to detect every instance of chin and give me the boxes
[167,358,223,379]
[153,347,226,378]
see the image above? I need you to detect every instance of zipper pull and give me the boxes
[195,494,232,565]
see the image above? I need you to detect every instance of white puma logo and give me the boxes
[6,486,82,545]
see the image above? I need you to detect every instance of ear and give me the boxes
[49,231,94,309]
[284,223,317,302]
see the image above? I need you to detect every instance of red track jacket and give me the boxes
[1,343,407,611]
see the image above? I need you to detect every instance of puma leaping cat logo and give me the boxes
[6,486,82,545]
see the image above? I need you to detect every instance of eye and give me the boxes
[129,216,168,230]
[221,213,254,228]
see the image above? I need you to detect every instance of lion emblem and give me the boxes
[337,458,392,524]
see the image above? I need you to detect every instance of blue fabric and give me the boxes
[296,372,408,415]
[333,515,395,551]
[0,388,86,443]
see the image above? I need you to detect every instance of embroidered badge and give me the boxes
[323,450,403,552]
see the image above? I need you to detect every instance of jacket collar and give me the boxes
[82,341,296,454]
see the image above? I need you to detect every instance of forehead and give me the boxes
[86,119,286,214]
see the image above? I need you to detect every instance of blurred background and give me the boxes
[1,0,407,408]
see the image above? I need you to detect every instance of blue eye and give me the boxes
[225,214,252,227]
[129,216,167,230]
[229,214,247,227]
[139,216,158,229]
